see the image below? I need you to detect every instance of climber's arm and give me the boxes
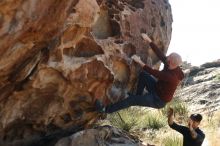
[141,33,167,64]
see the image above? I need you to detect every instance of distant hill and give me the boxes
[177,60,220,113]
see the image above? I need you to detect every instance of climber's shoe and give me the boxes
[95,99,106,113]
[127,92,134,97]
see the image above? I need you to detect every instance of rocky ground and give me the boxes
[55,125,144,146]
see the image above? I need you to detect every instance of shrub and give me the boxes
[214,74,220,81]
[107,108,141,132]
[162,136,182,146]
[141,112,166,130]
[107,108,166,132]
[162,99,188,118]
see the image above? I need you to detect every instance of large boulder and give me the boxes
[55,125,146,146]
[0,0,172,144]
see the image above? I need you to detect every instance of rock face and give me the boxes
[55,125,145,146]
[0,0,172,144]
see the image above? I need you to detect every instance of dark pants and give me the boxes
[105,71,166,113]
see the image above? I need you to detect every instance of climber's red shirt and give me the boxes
[142,42,184,102]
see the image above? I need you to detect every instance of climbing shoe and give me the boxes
[95,99,106,113]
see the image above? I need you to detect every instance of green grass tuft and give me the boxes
[107,108,141,132]
[107,108,167,132]
[214,74,220,81]
[162,99,188,118]
[162,136,183,146]
[141,112,166,130]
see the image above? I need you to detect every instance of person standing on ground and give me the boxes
[168,108,205,146]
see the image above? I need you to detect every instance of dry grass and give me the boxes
[161,134,182,146]
[202,110,220,146]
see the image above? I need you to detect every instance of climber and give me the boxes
[95,33,184,113]
[167,108,205,146]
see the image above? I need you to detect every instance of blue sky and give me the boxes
[168,0,220,66]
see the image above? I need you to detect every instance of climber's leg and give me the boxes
[136,71,157,95]
[105,92,166,113]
